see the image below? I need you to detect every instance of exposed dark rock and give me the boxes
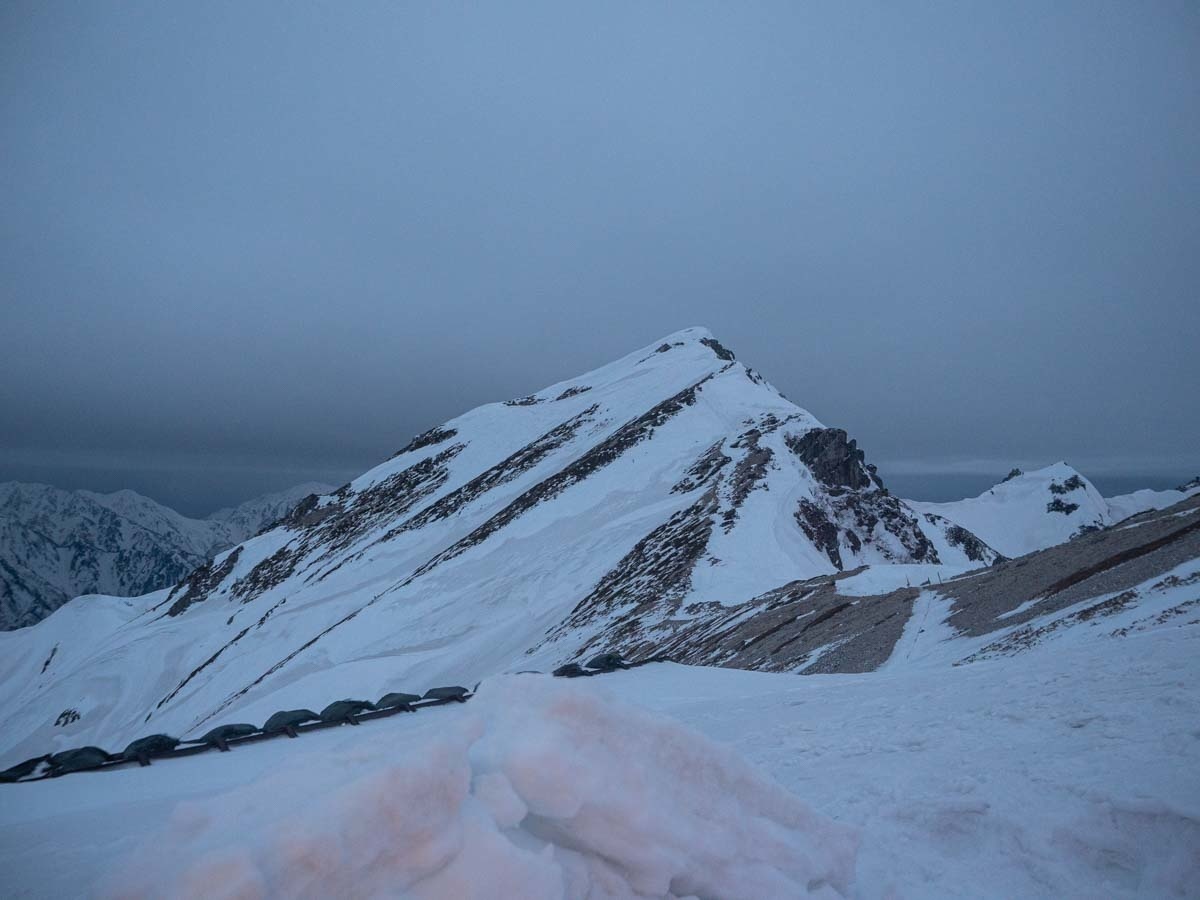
[277,494,338,529]
[153,595,289,713]
[260,443,466,590]
[163,547,243,617]
[939,495,1200,641]
[962,590,1140,663]
[54,708,80,727]
[591,567,919,676]
[786,428,882,491]
[504,395,542,407]
[947,525,999,562]
[921,513,1002,564]
[1049,475,1085,495]
[796,488,939,571]
[700,337,736,361]
[551,486,720,657]
[548,497,1200,677]
[371,406,601,547]
[1047,498,1079,515]
[671,442,730,494]
[796,500,844,570]
[231,546,299,603]
[305,444,464,564]
[393,426,458,458]
[844,530,862,554]
[554,385,592,400]
[1002,468,1024,483]
[722,426,774,531]
[407,377,713,581]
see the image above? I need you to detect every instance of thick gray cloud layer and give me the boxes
[2,2,1197,514]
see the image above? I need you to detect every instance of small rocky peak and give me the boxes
[699,336,736,362]
[786,428,883,492]
[1001,467,1023,483]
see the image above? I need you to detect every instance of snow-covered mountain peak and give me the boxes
[908,462,1111,558]
[0,331,1005,760]
[986,461,1097,498]
[491,325,744,410]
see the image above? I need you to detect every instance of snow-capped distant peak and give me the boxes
[906,463,1111,558]
[1105,476,1200,524]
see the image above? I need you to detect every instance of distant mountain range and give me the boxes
[0,327,1194,766]
[0,481,332,630]
[909,463,1199,559]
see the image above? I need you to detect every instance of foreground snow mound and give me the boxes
[103,676,857,900]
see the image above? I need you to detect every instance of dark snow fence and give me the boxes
[0,652,671,785]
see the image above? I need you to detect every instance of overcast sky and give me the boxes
[2,2,1197,515]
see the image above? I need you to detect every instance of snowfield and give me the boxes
[1,329,1197,898]
[1,580,1197,899]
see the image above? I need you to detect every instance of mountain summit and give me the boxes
[0,329,1001,758]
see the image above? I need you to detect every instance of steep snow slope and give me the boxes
[0,481,331,630]
[1,568,1196,899]
[0,329,998,761]
[907,463,1111,558]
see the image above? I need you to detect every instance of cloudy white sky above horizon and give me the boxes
[2,2,1198,515]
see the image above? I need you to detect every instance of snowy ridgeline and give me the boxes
[2,558,1198,900]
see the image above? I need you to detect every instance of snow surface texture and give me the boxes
[1,561,1197,899]
[0,481,331,630]
[0,328,1001,762]
[22,677,856,900]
